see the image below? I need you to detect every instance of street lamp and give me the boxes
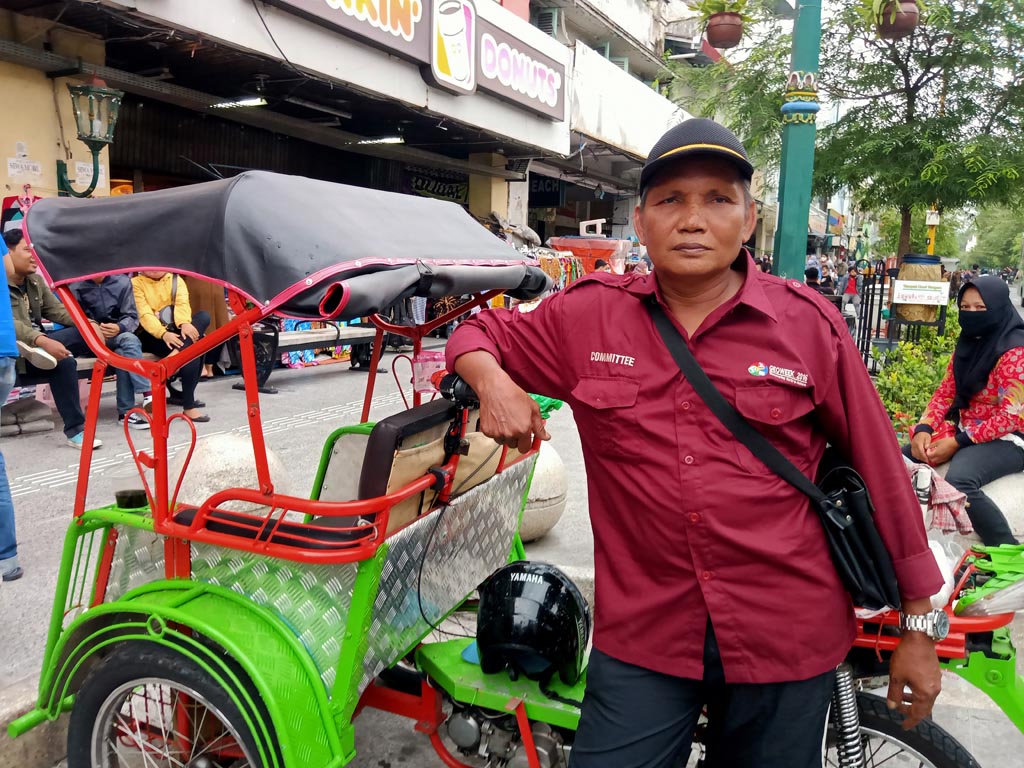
[56,78,124,198]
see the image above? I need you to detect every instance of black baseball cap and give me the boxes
[639,118,754,195]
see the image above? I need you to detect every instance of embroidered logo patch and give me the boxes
[748,362,810,387]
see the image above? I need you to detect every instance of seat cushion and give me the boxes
[173,506,369,550]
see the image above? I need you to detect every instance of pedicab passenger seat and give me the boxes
[173,506,368,549]
[353,398,503,535]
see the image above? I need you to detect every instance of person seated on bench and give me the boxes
[131,271,210,422]
[5,230,101,450]
[905,276,1024,545]
[72,274,152,431]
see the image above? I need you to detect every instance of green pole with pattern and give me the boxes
[772,0,823,280]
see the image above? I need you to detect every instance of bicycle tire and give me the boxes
[67,641,266,768]
[825,691,980,768]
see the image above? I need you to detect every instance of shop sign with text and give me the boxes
[402,166,469,204]
[267,0,564,119]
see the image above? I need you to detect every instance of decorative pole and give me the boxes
[772,0,823,280]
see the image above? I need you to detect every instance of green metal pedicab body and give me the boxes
[13,426,540,767]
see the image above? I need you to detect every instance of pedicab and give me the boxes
[5,171,1024,768]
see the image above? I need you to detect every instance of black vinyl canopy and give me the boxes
[25,171,549,320]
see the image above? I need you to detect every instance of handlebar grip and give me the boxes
[437,373,479,406]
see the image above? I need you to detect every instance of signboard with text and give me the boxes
[892,280,949,306]
[267,0,565,120]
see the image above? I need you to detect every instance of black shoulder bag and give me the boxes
[646,298,901,611]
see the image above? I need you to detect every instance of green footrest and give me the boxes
[416,639,586,731]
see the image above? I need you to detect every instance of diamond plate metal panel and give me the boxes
[190,543,359,690]
[359,458,535,692]
[104,525,165,604]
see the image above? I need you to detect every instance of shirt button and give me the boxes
[770,408,782,419]
[688,513,701,524]
[684,455,695,465]
[681,401,691,410]
[702,570,714,581]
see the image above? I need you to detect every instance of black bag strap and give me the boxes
[170,273,177,308]
[645,297,826,504]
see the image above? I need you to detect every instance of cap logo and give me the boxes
[656,143,747,163]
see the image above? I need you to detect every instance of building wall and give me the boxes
[583,0,661,52]
[571,42,689,159]
[0,14,111,201]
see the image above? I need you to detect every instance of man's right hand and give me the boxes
[36,336,72,360]
[455,351,550,454]
[910,431,932,463]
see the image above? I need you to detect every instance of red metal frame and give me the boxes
[358,678,546,768]
[852,552,1016,661]
[360,291,504,422]
[48,266,530,565]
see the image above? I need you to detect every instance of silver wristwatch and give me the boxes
[899,609,950,641]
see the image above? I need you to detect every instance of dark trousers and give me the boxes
[569,624,835,768]
[903,440,1023,545]
[26,327,91,438]
[136,311,210,410]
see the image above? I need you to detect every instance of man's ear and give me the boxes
[743,199,757,242]
[633,205,646,245]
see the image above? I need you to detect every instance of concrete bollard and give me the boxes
[168,433,292,514]
[520,442,568,543]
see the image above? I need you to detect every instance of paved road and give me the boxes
[2,338,1022,767]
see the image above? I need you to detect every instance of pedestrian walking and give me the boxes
[0,236,23,581]
[447,118,944,768]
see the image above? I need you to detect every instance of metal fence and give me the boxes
[854,267,948,375]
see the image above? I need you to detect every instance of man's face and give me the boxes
[633,157,756,284]
[8,239,37,277]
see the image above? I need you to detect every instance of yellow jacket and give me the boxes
[131,273,193,338]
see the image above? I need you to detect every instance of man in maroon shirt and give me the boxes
[447,119,944,767]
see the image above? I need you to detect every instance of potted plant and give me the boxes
[693,0,750,50]
[872,0,924,40]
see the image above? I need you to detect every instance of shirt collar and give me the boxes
[620,251,778,323]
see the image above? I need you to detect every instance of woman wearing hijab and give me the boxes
[905,276,1024,545]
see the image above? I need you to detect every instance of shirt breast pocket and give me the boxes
[571,376,641,459]
[732,385,816,474]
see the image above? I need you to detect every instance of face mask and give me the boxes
[958,309,1001,338]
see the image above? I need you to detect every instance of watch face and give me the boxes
[933,610,950,641]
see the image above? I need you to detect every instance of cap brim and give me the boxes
[640,146,754,193]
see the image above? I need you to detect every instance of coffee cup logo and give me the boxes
[430,0,476,93]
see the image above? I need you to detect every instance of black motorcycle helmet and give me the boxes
[476,561,591,686]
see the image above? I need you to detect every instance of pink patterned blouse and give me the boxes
[917,347,1024,444]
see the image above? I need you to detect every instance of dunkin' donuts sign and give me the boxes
[267,0,565,120]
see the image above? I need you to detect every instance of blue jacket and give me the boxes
[72,275,140,334]
[0,239,17,358]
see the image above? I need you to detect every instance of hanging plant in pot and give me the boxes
[694,0,750,50]
[872,0,925,40]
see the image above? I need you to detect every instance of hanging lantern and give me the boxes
[67,78,124,150]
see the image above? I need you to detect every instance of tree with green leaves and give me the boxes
[671,1,1024,258]
[967,206,1024,269]
[874,206,964,260]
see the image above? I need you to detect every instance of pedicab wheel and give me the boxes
[824,692,979,768]
[67,642,263,768]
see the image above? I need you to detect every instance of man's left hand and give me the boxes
[887,631,942,730]
[179,322,199,341]
[98,323,120,339]
[925,437,959,466]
